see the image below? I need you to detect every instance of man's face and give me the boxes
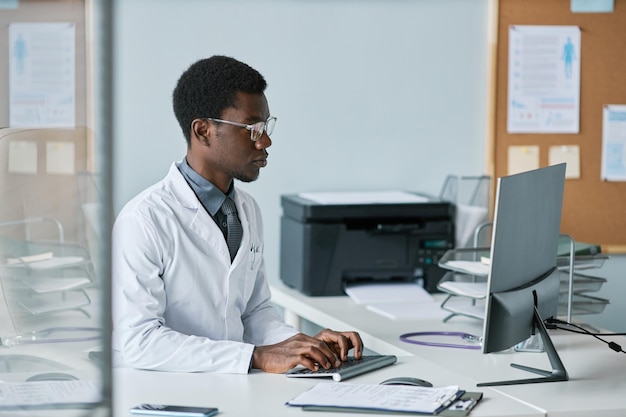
[197,91,273,191]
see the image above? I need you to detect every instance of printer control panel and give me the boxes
[411,237,454,292]
[416,238,451,267]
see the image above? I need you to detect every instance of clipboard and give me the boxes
[301,391,483,416]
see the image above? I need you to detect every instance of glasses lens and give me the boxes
[265,117,276,136]
[251,122,265,141]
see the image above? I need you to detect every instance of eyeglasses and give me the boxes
[205,116,277,141]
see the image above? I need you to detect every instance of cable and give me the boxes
[399,331,482,350]
[546,317,625,354]
[544,318,626,336]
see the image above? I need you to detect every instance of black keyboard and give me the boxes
[285,354,397,382]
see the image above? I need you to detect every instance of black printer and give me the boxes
[279,192,455,296]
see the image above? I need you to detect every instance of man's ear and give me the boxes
[191,118,211,146]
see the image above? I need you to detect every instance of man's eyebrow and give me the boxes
[244,115,267,123]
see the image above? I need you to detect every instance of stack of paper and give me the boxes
[442,260,490,276]
[345,282,447,321]
[437,281,488,299]
[0,380,101,408]
[287,382,462,414]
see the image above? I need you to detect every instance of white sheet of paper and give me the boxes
[601,105,626,181]
[9,23,76,127]
[8,140,37,174]
[0,380,100,408]
[6,251,53,265]
[345,283,445,321]
[442,260,491,276]
[549,146,581,179]
[298,190,428,205]
[46,141,75,174]
[508,145,539,175]
[22,276,91,293]
[287,382,460,414]
[507,25,581,133]
[6,256,85,269]
[366,302,449,321]
[344,282,434,304]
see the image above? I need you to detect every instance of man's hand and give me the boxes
[251,330,363,374]
[313,328,363,362]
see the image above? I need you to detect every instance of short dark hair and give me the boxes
[172,55,267,145]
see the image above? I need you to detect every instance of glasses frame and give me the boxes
[205,116,277,141]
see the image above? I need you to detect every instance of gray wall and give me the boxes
[112,0,489,283]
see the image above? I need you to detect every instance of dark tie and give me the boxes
[221,197,243,261]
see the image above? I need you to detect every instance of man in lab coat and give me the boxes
[112,56,362,373]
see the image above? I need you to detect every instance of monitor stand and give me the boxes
[477,307,569,386]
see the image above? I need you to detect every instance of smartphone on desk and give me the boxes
[130,404,218,417]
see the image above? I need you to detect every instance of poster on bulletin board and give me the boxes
[507,25,581,134]
[9,22,76,128]
[601,105,626,181]
[493,0,626,251]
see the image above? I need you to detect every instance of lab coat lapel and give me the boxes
[167,163,230,260]
[230,195,250,266]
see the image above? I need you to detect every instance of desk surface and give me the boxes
[113,356,543,417]
[270,281,626,417]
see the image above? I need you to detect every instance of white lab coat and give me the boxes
[111,162,297,373]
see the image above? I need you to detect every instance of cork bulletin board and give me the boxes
[491,0,626,252]
[0,0,88,128]
[0,0,92,243]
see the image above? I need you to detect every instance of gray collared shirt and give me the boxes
[177,158,235,240]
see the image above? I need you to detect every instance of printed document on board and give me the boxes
[9,23,76,127]
[601,105,626,181]
[507,25,581,134]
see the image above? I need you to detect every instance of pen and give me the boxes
[250,244,260,269]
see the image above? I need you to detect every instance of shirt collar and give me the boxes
[178,158,236,216]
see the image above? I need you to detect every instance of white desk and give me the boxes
[270,281,626,417]
[113,356,543,417]
[0,285,107,417]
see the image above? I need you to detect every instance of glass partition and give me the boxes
[0,0,111,415]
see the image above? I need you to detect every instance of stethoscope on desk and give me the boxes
[399,331,482,350]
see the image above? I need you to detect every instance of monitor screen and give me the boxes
[479,163,568,386]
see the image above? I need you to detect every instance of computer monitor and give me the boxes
[478,163,568,387]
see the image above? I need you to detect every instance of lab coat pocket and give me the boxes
[241,241,263,303]
[248,241,262,272]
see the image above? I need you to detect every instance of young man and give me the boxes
[112,55,362,374]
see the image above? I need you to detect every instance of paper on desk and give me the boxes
[298,190,428,205]
[345,282,446,320]
[345,282,434,304]
[287,382,461,414]
[0,380,101,408]
[443,260,490,276]
[366,302,449,321]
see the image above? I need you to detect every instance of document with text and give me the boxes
[0,380,101,408]
[286,382,461,414]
